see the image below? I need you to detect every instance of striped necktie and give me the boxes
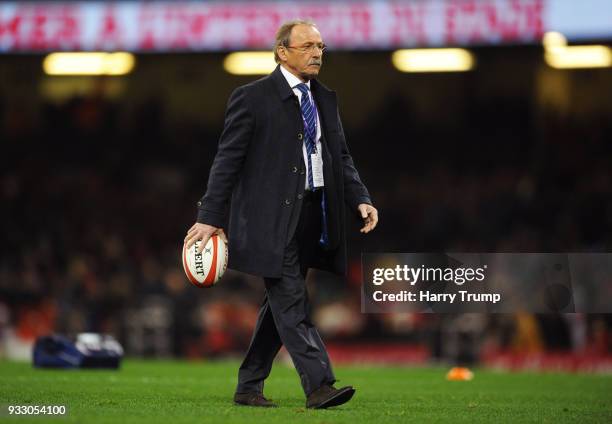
[296,83,317,190]
[295,82,328,247]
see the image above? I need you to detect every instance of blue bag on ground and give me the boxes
[33,333,124,369]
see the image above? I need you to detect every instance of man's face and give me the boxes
[278,24,324,81]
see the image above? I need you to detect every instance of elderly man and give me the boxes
[185,19,378,409]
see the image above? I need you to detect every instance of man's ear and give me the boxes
[277,46,287,62]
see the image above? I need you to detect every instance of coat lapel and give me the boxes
[270,64,296,102]
[310,79,337,133]
[310,79,341,249]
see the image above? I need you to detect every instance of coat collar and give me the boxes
[271,64,295,101]
[270,64,335,102]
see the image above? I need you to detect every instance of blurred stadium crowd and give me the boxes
[1,55,611,366]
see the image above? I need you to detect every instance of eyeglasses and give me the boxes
[285,43,327,54]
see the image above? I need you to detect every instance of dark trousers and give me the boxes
[236,190,336,396]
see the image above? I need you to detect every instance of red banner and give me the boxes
[0,0,589,52]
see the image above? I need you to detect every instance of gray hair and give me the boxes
[273,19,317,63]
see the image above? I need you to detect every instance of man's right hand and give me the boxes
[184,223,228,254]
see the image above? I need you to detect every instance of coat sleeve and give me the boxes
[196,86,254,227]
[337,108,372,212]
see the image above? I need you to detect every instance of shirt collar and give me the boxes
[280,65,310,91]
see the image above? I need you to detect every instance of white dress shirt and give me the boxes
[280,65,324,190]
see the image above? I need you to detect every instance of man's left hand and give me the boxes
[357,203,378,234]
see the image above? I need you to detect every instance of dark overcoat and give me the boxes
[197,65,371,278]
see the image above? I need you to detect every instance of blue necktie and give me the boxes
[295,83,328,247]
[296,83,317,190]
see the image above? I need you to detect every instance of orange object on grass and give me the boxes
[446,366,474,381]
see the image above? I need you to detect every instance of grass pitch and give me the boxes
[0,359,610,423]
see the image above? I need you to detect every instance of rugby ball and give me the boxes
[182,235,228,288]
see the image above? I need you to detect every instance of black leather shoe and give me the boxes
[234,392,277,407]
[306,384,356,409]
